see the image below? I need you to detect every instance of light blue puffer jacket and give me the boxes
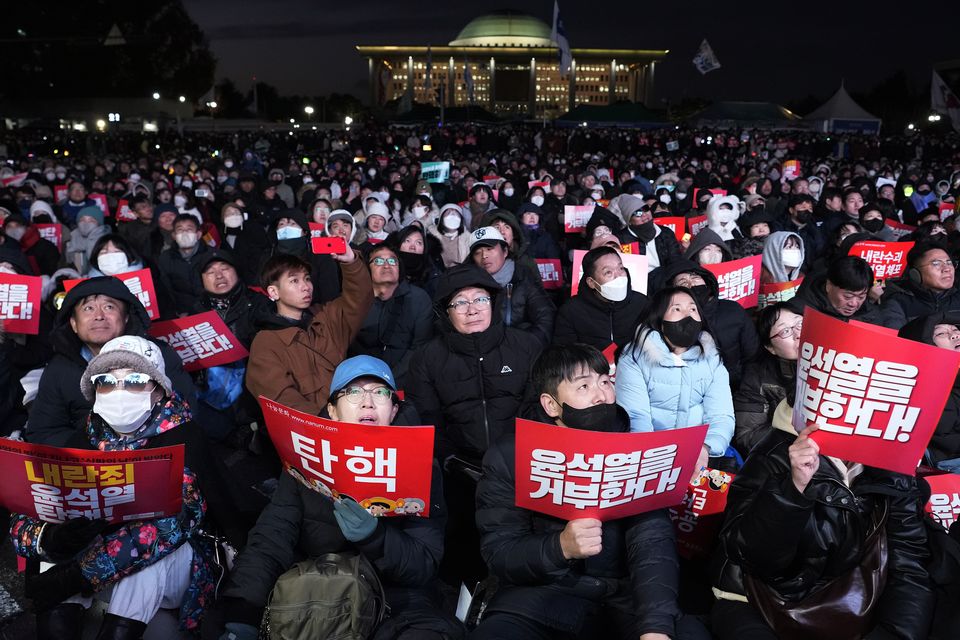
[615,327,734,455]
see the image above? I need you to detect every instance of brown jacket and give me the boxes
[246,258,374,414]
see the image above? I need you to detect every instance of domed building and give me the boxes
[357,10,667,118]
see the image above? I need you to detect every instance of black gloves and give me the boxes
[41,518,110,561]
[24,562,90,612]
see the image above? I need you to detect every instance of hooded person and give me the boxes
[219,201,270,286]
[158,213,211,315]
[426,203,472,268]
[265,207,342,305]
[14,335,243,638]
[325,208,359,246]
[704,195,744,242]
[515,202,561,261]
[553,246,648,352]
[25,276,197,447]
[898,311,960,470]
[760,231,805,284]
[461,183,496,230]
[657,259,759,390]
[390,225,445,298]
[406,264,542,586]
[795,255,885,326]
[358,199,391,252]
[3,211,61,276]
[64,205,110,275]
[476,207,543,284]
[616,195,682,270]
[682,228,733,267]
[266,167,295,208]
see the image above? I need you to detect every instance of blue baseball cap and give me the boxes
[329,356,397,399]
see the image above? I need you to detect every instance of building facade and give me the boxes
[357,11,667,119]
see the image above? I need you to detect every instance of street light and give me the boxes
[206,101,218,109]
[152,92,160,100]
[344,116,353,126]
[304,106,315,116]
[929,114,942,122]
[178,95,186,103]
[96,119,106,131]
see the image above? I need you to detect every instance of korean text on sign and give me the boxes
[0,273,42,335]
[792,309,960,474]
[848,240,914,281]
[0,439,184,524]
[757,277,803,310]
[535,259,564,290]
[150,311,248,372]
[705,255,761,309]
[514,419,707,521]
[258,397,435,517]
[925,474,960,531]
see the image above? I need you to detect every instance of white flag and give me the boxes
[692,39,721,75]
[551,0,572,76]
[932,70,960,133]
[464,62,475,104]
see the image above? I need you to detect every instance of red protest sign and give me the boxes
[782,160,801,181]
[64,268,159,320]
[53,185,69,204]
[0,439,184,524]
[258,397,435,517]
[884,219,916,240]
[757,277,803,309]
[603,342,618,380]
[149,311,248,372]
[482,175,500,187]
[34,224,63,251]
[848,240,914,281]
[925,473,960,530]
[0,273,42,335]
[691,189,728,209]
[570,249,648,296]
[1,172,28,188]
[940,203,956,221]
[88,193,110,218]
[848,319,897,336]
[653,217,686,242]
[704,255,761,309]
[668,468,735,560]
[564,205,594,233]
[688,215,708,236]
[528,180,550,190]
[513,419,708,521]
[116,199,137,222]
[793,309,960,475]
[308,222,324,240]
[620,242,640,255]
[535,259,564,290]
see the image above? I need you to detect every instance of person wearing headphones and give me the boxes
[882,241,960,329]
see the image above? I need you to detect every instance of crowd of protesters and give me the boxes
[0,122,959,639]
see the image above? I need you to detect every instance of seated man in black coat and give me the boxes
[472,344,708,640]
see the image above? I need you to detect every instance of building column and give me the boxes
[489,57,496,110]
[528,58,537,117]
[609,59,617,105]
[407,56,414,100]
[568,58,576,112]
[645,61,656,106]
[448,57,455,107]
[368,58,376,106]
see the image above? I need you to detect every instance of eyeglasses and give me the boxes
[920,259,956,271]
[90,372,156,394]
[370,257,398,267]
[337,385,394,405]
[446,296,492,314]
[771,321,803,340]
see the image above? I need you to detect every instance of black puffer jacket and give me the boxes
[475,406,681,637]
[731,353,795,456]
[553,272,646,351]
[406,266,542,463]
[795,273,884,325]
[881,278,960,330]
[713,424,934,640]
[616,225,682,269]
[192,280,273,350]
[498,260,555,346]
[657,259,758,390]
[25,277,197,447]
[222,403,449,627]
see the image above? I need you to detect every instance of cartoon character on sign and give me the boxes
[394,498,426,516]
[284,463,336,499]
[361,497,396,517]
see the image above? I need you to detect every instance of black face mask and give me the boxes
[795,209,814,224]
[276,236,308,256]
[399,250,424,278]
[861,218,885,233]
[559,401,622,432]
[662,316,702,349]
[630,219,657,243]
[688,283,712,302]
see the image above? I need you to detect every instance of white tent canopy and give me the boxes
[806,84,882,134]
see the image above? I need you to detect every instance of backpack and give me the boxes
[262,552,386,640]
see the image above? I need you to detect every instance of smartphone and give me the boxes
[312,236,347,255]
[194,188,209,198]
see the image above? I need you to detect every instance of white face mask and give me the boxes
[530,195,545,207]
[223,214,244,229]
[597,275,629,302]
[174,194,188,208]
[441,214,461,231]
[97,252,129,276]
[216,175,228,184]
[781,248,803,268]
[698,248,723,265]
[77,220,99,236]
[676,192,688,201]
[276,226,303,240]
[591,191,603,200]
[412,205,427,217]
[175,232,198,249]
[224,160,234,169]
[503,187,515,197]
[659,194,672,204]
[94,389,156,434]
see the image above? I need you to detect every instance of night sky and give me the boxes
[183,0,957,108]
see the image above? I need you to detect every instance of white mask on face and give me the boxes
[97,252,129,276]
[503,187,515,197]
[276,226,303,240]
[676,192,687,201]
[659,194,672,204]
[94,389,156,434]
[597,275,629,302]
[442,214,461,231]
[781,248,803,268]
[698,248,723,265]
[412,205,427,218]
[175,232,198,249]
[530,195,545,207]
[174,195,188,208]
[223,214,244,229]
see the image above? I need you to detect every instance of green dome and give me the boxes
[449,11,555,47]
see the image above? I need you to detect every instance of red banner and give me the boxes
[757,277,803,309]
[620,242,640,255]
[688,214,708,236]
[653,217,686,242]
[308,222,324,240]
[782,160,801,181]
[564,205,594,233]
[0,273,42,335]
[528,180,550,190]
[848,240,914,281]
[704,255,761,308]
[884,219,916,240]
[513,419,708,521]
[88,193,110,218]
[149,311,248,372]
[535,259,564,290]
[64,268,159,320]
[668,468,735,560]
[0,439,184,524]
[482,175,500,188]
[53,185,68,204]
[793,309,960,475]
[116,199,136,223]
[34,223,63,252]
[925,473,960,530]
[570,249,648,296]
[258,397,435,517]
[848,319,897,336]
[940,203,956,221]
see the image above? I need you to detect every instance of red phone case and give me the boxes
[312,236,347,254]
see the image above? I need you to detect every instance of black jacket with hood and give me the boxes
[553,270,647,351]
[794,273,885,325]
[268,208,342,305]
[406,265,542,464]
[26,277,197,447]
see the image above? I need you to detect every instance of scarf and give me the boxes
[492,258,516,287]
[87,392,192,452]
